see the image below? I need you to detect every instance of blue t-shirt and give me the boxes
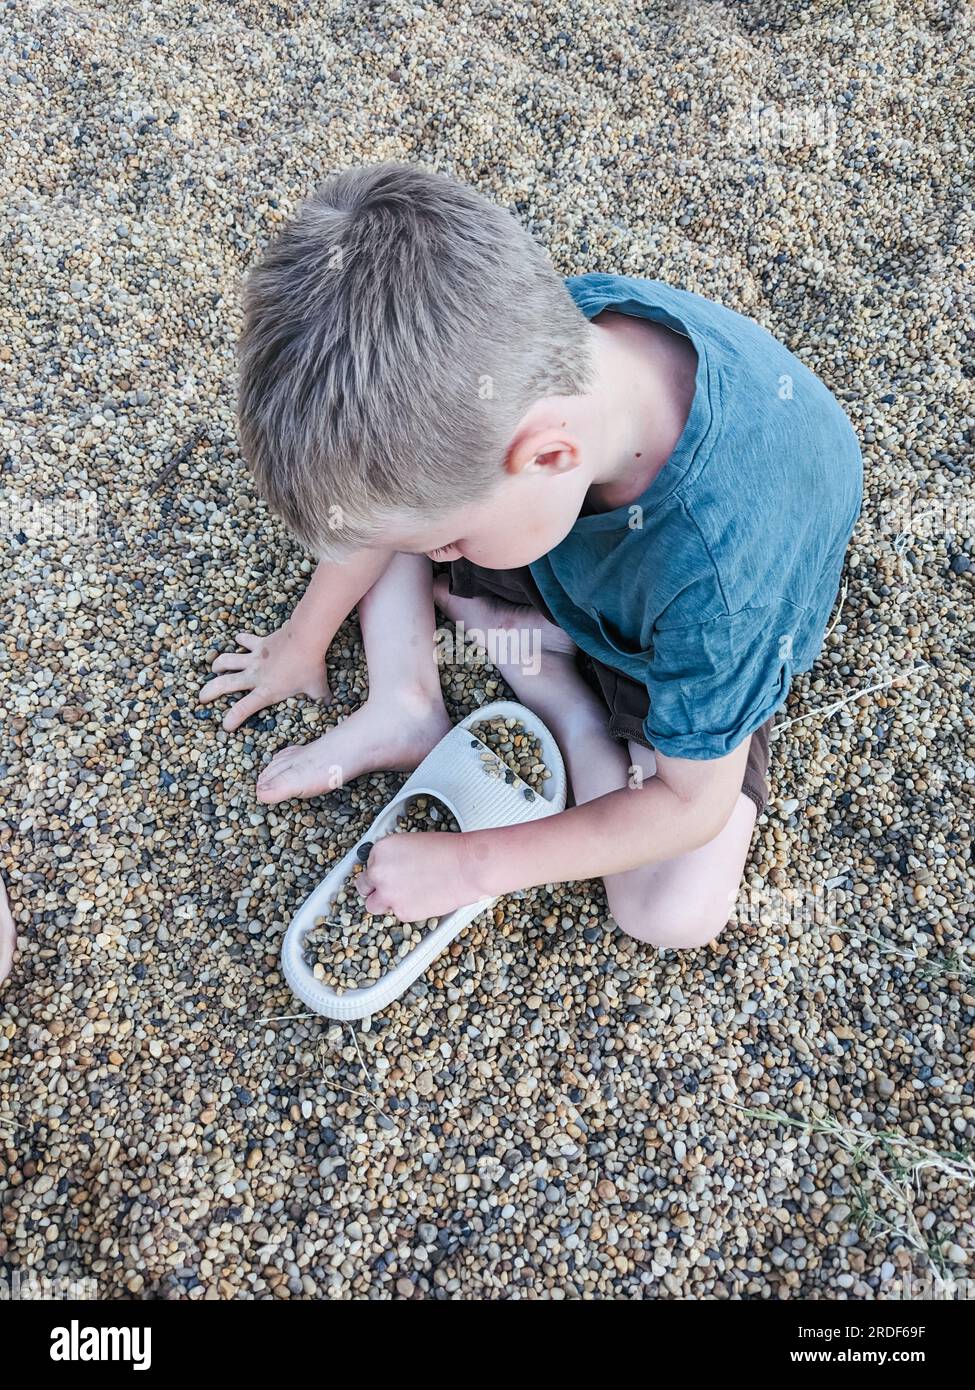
[529,273,864,760]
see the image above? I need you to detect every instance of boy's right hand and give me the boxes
[199,621,331,732]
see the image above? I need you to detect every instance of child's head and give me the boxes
[237,161,597,568]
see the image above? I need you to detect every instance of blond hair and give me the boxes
[236,161,595,558]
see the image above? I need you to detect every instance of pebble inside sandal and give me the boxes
[281,700,567,1020]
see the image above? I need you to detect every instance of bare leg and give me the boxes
[604,743,757,948]
[433,581,756,946]
[431,575,628,803]
[257,554,450,803]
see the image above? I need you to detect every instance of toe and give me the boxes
[256,782,288,805]
[257,756,292,787]
[257,761,298,802]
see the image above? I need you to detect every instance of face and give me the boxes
[392,454,594,570]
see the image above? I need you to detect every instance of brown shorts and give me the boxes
[443,556,772,815]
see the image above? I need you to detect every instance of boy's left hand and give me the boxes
[355,832,484,923]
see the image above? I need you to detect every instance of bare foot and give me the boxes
[432,576,577,660]
[256,686,451,804]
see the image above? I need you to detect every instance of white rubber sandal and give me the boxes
[281,700,567,1021]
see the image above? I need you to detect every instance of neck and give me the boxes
[582,312,696,510]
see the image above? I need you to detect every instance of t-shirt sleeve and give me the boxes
[644,603,803,759]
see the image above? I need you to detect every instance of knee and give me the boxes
[606,883,733,951]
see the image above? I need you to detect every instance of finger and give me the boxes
[235,631,262,650]
[212,651,251,674]
[199,671,258,704]
[363,887,393,917]
[199,673,249,704]
[222,689,271,733]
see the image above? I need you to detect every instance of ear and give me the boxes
[505,428,581,478]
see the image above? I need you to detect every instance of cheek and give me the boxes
[461,498,557,565]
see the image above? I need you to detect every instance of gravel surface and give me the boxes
[469,716,551,796]
[1,0,973,1300]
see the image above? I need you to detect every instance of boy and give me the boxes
[200,162,862,949]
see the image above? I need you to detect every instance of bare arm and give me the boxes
[200,546,394,730]
[464,738,750,896]
[285,547,394,650]
[357,738,754,923]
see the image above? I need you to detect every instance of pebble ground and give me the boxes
[1,0,972,1299]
